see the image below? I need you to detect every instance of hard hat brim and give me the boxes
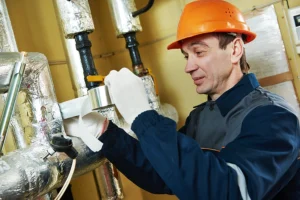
[167,30,256,50]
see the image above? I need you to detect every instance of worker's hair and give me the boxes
[212,33,250,73]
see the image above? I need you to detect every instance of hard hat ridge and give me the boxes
[167,0,256,50]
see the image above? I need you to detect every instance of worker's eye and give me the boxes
[196,51,204,56]
[184,55,188,60]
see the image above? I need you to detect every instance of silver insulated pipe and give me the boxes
[0,52,105,199]
[0,2,56,199]
[53,0,95,39]
[61,38,88,97]
[0,136,104,199]
[0,0,27,153]
[107,0,142,37]
[0,0,18,52]
[53,0,90,97]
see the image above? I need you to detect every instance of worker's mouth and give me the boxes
[193,77,204,85]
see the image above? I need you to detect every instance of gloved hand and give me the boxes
[105,68,151,125]
[63,95,109,152]
[63,112,108,152]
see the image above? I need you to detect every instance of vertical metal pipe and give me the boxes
[0,53,25,153]
[95,159,124,200]
[0,2,57,198]
[10,117,26,148]
[53,0,94,39]
[124,32,148,76]
[107,0,142,37]
[53,1,88,97]
[124,32,142,67]
[0,0,18,52]
[62,38,88,97]
[74,32,100,89]
[53,0,100,89]
[0,0,27,152]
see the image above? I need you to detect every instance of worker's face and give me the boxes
[181,34,235,99]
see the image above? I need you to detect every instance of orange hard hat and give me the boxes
[167,0,256,50]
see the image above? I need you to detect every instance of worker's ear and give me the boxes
[230,37,244,65]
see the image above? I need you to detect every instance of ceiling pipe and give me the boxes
[0,135,104,199]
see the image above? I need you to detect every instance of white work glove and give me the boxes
[63,112,107,152]
[63,96,107,152]
[105,68,151,125]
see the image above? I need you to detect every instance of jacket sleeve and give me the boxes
[99,122,172,194]
[219,105,300,200]
[177,113,191,134]
[131,105,299,200]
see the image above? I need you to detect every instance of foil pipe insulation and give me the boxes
[141,75,160,111]
[0,0,18,52]
[0,137,104,199]
[11,53,63,145]
[141,75,178,123]
[94,158,124,200]
[53,0,89,97]
[107,0,143,37]
[0,52,106,199]
[53,0,99,89]
[0,52,62,151]
[53,0,94,39]
[0,0,26,153]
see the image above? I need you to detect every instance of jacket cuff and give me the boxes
[99,121,120,151]
[132,110,160,137]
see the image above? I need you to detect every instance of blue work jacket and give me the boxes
[99,73,300,200]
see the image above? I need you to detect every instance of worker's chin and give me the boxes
[196,85,210,95]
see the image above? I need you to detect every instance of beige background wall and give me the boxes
[4,0,300,199]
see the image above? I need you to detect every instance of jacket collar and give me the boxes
[216,73,260,116]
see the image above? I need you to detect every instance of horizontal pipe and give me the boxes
[0,137,104,199]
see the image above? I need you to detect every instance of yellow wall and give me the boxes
[4,0,300,200]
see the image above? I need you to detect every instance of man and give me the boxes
[67,0,300,199]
